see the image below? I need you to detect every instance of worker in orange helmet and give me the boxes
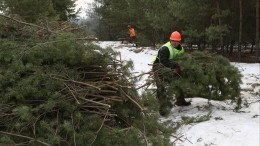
[127,24,136,45]
[152,31,191,116]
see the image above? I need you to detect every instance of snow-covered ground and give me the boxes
[93,41,260,146]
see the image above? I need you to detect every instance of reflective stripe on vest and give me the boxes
[151,42,184,63]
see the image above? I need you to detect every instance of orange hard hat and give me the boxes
[170,31,181,41]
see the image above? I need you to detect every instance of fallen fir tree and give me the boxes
[0,17,174,146]
[150,51,242,109]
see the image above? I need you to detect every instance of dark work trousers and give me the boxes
[152,64,173,115]
[152,64,186,109]
[129,36,136,43]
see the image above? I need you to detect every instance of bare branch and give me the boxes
[90,108,110,145]
[0,14,54,33]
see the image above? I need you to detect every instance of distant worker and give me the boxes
[152,31,191,116]
[127,25,136,45]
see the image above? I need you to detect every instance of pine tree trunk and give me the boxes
[238,0,243,62]
[256,0,259,62]
[216,0,224,53]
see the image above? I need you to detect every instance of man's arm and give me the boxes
[159,47,179,69]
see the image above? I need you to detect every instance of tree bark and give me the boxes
[256,0,259,62]
[238,0,243,62]
[216,0,224,53]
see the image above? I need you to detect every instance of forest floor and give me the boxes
[185,49,260,63]
[221,52,260,63]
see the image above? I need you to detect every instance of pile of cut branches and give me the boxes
[0,15,173,146]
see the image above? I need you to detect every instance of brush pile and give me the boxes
[0,16,172,146]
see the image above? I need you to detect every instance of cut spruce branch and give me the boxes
[90,108,110,145]
[0,131,51,146]
[35,37,99,45]
[78,96,111,108]
[120,88,144,112]
[0,14,54,33]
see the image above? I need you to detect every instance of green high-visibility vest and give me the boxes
[151,42,184,63]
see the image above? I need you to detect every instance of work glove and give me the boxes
[173,67,181,75]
